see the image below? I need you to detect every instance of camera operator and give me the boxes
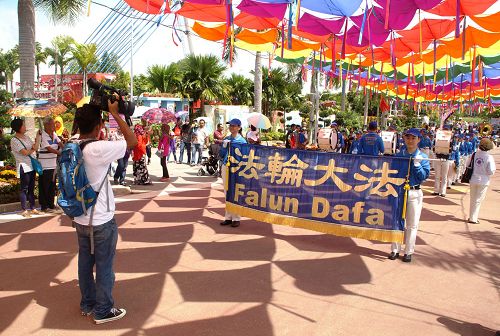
[73,99,137,324]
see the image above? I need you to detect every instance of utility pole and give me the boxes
[184,17,194,55]
[130,18,134,101]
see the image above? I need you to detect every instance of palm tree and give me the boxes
[259,67,288,117]
[224,73,253,105]
[17,0,86,98]
[35,42,47,83]
[52,35,75,90]
[147,63,183,94]
[253,51,262,113]
[3,47,19,95]
[180,54,228,115]
[71,43,97,96]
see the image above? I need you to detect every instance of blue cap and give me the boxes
[331,122,338,126]
[404,128,421,137]
[368,121,378,129]
[227,118,241,126]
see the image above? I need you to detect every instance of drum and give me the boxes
[380,131,397,155]
[316,128,339,151]
[435,130,453,155]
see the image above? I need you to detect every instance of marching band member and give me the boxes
[447,138,461,188]
[433,127,453,197]
[389,128,430,263]
[458,135,468,179]
[330,122,345,153]
[418,129,432,158]
[359,121,384,156]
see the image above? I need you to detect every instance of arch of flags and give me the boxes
[123,0,500,111]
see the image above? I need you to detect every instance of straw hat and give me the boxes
[479,138,494,151]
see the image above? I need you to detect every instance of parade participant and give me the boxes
[246,125,261,145]
[458,135,468,178]
[37,117,62,213]
[10,118,42,217]
[132,125,152,185]
[219,119,247,228]
[433,127,453,197]
[349,131,363,154]
[447,138,461,188]
[389,128,430,263]
[418,129,432,158]
[158,124,172,181]
[330,122,345,153]
[467,138,496,224]
[72,101,136,324]
[358,121,384,156]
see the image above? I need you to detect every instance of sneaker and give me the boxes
[94,308,126,324]
[20,210,31,218]
[388,252,399,260]
[402,254,412,263]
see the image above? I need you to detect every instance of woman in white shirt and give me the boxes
[10,118,41,217]
[468,138,496,224]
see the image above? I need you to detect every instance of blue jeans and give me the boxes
[191,143,202,164]
[76,218,118,319]
[19,166,35,210]
[179,141,191,164]
[114,151,130,183]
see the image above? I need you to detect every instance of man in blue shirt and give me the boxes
[220,118,247,228]
[349,131,363,154]
[418,129,432,158]
[359,121,384,156]
[389,128,430,263]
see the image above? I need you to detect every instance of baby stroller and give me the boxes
[197,143,221,176]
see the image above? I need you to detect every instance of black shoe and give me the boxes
[439,194,446,197]
[388,252,399,260]
[402,254,412,263]
[220,220,232,226]
[446,186,451,189]
[231,221,240,227]
[432,192,439,196]
[451,182,456,185]
[94,307,126,324]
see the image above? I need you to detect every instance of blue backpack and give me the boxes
[57,140,104,218]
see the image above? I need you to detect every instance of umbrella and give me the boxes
[175,110,189,118]
[247,112,271,129]
[76,96,91,108]
[141,108,176,124]
[9,100,67,118]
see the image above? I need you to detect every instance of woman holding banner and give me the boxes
[389,128,431,263]
[219,118,247,228]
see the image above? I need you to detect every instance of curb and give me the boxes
[0,185,132,214]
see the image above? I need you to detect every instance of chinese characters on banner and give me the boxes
[225,144,411,243]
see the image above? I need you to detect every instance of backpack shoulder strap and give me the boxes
[79,139,98,151]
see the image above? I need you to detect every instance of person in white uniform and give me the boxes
[389,128,431,263]
[467,138,496,224]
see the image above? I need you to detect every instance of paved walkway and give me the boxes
[0,149,499,336]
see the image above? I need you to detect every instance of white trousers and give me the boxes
[434,159,450,195]
[391,189,423,255]
[447,162,457,186]
[459,156,466,178]
[469,183,488,222]
[222,164,241,221]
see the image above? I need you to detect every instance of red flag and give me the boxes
[380,95,390,113]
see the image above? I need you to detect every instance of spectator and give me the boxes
[37,117,62,213]
[132,125,152,185]
[213,123,224,144]
[10,118,41,217]
[178,122,192,164]
[191,120,209,166]
[246,125,261,145]
[111,129,129,186]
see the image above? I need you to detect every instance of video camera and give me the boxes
[87,78,135,126]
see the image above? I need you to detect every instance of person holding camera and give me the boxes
[72,100,137,324]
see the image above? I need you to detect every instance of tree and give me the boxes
[1,48,19,94]
[180,54,227,113]
[259,67,288,116]
[71,43,98,96]
[52,35,75,90]
[147,63,183,94]
[94,51,122,74]
[35,42,47,83]
[133,74,151,96]
[17,0,86,98]
[224,73,253,105]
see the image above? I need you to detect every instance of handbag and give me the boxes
[15,137,43,175]
[155,149,164,158]
[461,153,475,184]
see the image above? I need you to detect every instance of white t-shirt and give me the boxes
[194,128,208,145]
[38,131,60,170]
[73,140,127,226]
[246,130,259,142]
[469,149,496,185]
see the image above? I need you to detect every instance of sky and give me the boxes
[0,0,261,83]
